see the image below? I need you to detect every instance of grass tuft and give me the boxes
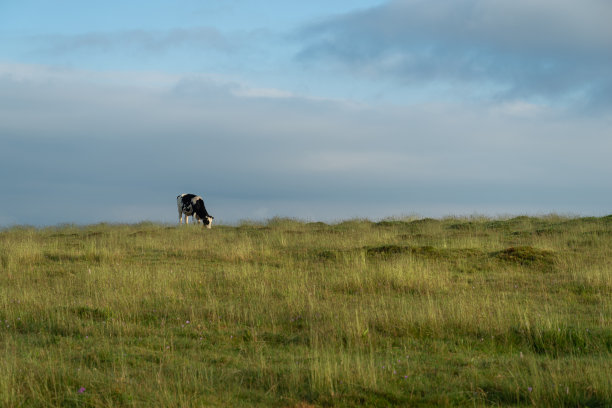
[496,246,557,269]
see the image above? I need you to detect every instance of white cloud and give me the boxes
[296,0,612,109]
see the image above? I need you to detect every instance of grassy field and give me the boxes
[0,215,611,407]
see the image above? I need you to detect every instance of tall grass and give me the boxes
[0,216,611,406]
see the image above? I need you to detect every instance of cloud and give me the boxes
[296,0,612,108]
[1,63,611,225]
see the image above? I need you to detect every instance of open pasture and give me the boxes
[1,216,611,407]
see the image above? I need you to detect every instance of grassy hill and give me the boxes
[1,216,611,407]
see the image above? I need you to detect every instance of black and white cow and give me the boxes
[177,193,214,228]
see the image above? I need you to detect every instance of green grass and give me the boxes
[0,216,611,407]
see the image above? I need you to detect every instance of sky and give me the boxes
[1,0,611,226]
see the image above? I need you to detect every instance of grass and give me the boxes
[0,216,611,407]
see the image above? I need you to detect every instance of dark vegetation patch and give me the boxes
[377,217,492,235]
[70,306,114,322]
[364,244,450,259]
[0,254,9,268]
[374,220,414,228]
[320,387,407,407]
[447,222,480,231]
[478,383,533,406]
[364,244,484,261]
[365,244,411,257]
[410,218,440,226]
[310,249,341,262]
[396,233,414,240]
[44,251,103,264]
[495,246,556,269]
[364,244,494,274]
[371,318,612,358]
[535,227,559,236]
[128,230,153,237]
[410,245,441,257]
[507,326,612,357]
[601,214,612,222]
[562,282,605,305]
[261,331,309,346]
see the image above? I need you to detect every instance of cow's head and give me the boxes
[203,215,214,229]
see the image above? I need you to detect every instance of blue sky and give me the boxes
[1,0,611,225]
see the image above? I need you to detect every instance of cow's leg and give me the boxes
[178,210,183,224]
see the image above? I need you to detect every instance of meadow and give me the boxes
[0,215,610,407]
